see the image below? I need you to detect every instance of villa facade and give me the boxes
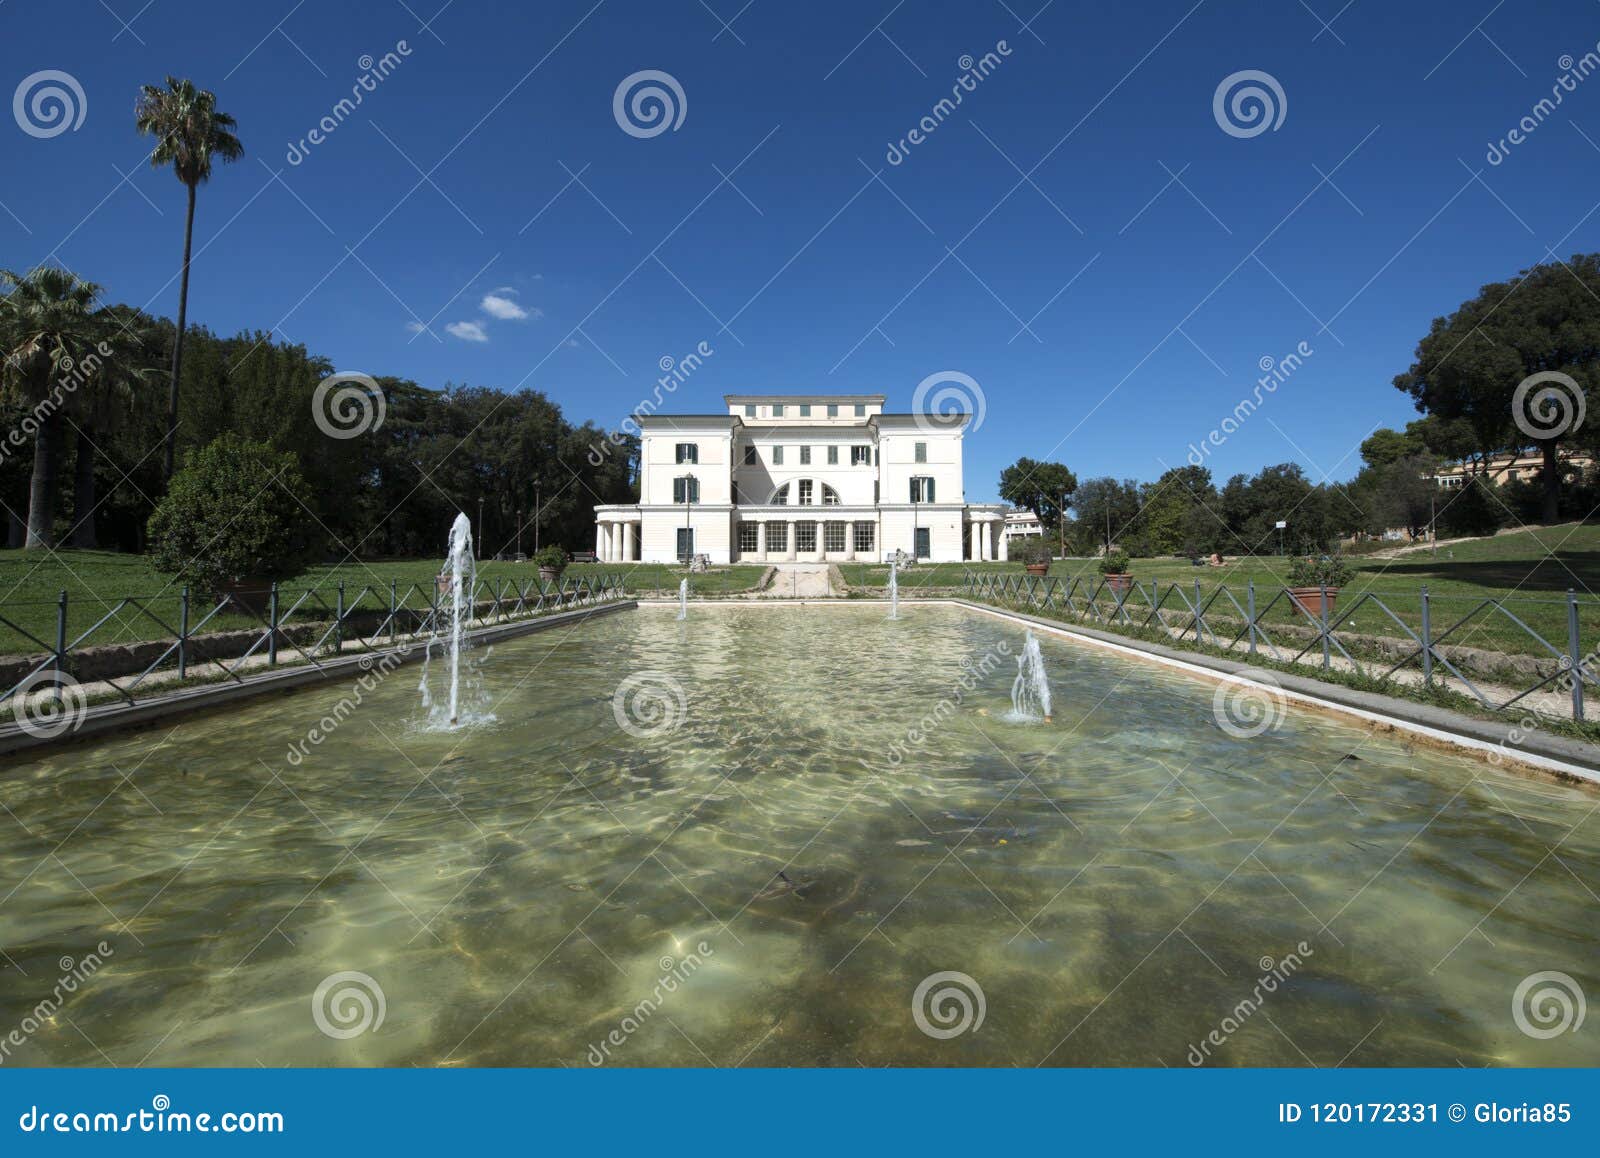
[593,394,1008,564]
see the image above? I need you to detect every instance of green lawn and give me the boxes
[843,523,1600,660]
[0,551,765,657]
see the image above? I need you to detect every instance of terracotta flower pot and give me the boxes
[1104,573,1134,594]
[1288,586,1339,620]
[1025,562,1050,576]
[539,566,562,586]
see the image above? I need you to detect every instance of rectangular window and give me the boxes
[744,404,756,418]
[677,527,694,561]
[799,404,811,417]
[773,446,784,465]
[800,446,811,465]
[676,443,698,464]
[827,445,839,465]
[854,404,866,417]
[914,442,927,464]
[853,522,875,553]
[739,523,759,552]
[824,521,846,552]
[674,476,700,504]
[851,445,871,466]
[744,445,757,465]
[827,404,838,417]
[766,522,787,551]
[910,477,935,503]
[796,521,817,552]
[798,479,814,505]
[773,404,785,417]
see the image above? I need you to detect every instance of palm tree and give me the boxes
[0,268,105,548]
[135,77,243,479]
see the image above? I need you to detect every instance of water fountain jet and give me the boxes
[1010,630,1053,722]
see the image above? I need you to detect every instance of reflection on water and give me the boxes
[0,604,1595,1067]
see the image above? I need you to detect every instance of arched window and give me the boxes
[822,483,841,505]
[770,483,790,505]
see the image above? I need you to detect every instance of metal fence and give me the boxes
[962,570,1598,723]
[1,573,630,712]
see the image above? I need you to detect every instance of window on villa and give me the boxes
[676,443,698,464]
[824,522,846,552]
[796,521,817,552]
[673,476,700,504]
[773,446,784,465]
[851,445,871,466]
[744,404,756,418]
[800,446,811,465]
[822,483,840,505]
[773,404,785,417]
[798,479,814,505]
[771,483,789,505]
[827,404,838,417]
[853,522,875,553]
[766,522,787,551]
[744,445,757,465]
[854,404,866,417]
[910,477,935,503]
[827,445,839,465]
[914,442,927,464]
[799,404,811,416]
[738,523,759,552]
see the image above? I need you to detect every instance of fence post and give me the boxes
[1568,591,1580,719]
[268,583,280,666]
[1194,578,1204,643]
[335,582,345,655]
[1419,586,1432,690]
[178,586,190,680]
[1247,578,1257,657]
[53,589,68,706]
[1320,582,1330,671]
[389,581,397,645]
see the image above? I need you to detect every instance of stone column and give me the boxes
[624,521,636,562]
[787,520,798,561]
[596,523,605,560]
[969,523,979,561]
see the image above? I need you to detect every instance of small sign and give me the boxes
[1274,520,1287,529]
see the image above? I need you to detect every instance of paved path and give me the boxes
[761,563,835,598]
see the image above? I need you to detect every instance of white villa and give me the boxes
[593,394,1009,564]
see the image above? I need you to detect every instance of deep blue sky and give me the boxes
[3,0,1595,501]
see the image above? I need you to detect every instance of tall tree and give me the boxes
[0,268,108,547]
[1395,255,1599,522]
[998,457,1078,528]
[135,77,243,479]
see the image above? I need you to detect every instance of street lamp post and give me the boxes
[683,472,695,564]
[533,483,541,556]
[516,509,523,558]
[1059,492,1067,559]
[477,497,484,553]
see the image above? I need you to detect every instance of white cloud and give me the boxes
[447,320,489,342]
[481,287,537,321]
[404,321,427,334]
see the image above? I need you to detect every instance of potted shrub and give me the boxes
[1098,549,1134,594]
[533,545,568,586]
[147,434,320,612]
[1013,537,1053,575]
[1286,554,1353,619]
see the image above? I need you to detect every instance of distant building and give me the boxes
[591,394,1009,563]
[1432,450,1594,488]
[1003,509,1045,543]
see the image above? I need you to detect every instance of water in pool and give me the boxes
[0,604,1595,1066]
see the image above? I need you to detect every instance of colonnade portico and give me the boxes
[594,509,641,562]
[966,513,1006,562]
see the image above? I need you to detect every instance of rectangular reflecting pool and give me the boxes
[1,603,1596,1066]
